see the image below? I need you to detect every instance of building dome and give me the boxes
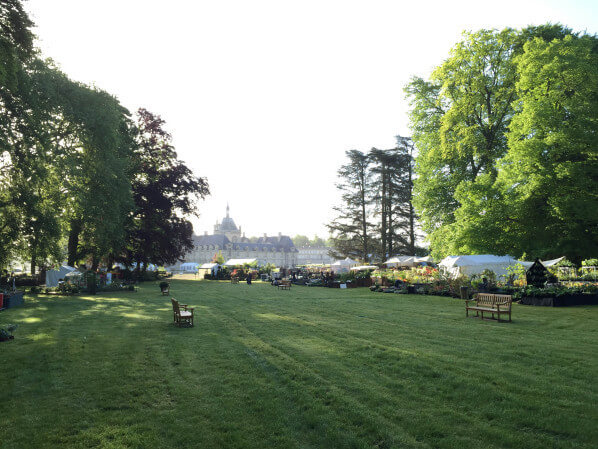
[214,204,242,240]
[219,216,238,231]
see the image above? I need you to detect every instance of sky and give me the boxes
[24,0,598,239]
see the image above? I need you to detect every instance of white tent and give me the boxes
[385,256,416,267]
[45,265,76,287]
[438,255,522,278]
[180,262,200,272]
[331,257,358,272]
[200,263,218,269]
[414,256,434,263]
[517,257,565,269]
[350,265,378,271]
[223,258,257,266]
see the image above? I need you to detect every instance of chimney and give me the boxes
[263,233,267,238]
[204,231,208,236]
[278,232,282,237]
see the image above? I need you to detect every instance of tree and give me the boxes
[212,251,225,264]
[292,235,310,247]
[327,150,372,262]
[405,25,577,258]
[405,28,519,258]
[391,136,418,255]
[498,34,598,261]
[120,109,209,271]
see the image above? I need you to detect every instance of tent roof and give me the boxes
[180,262,200,268]
[223,258,257,266]
[199,263,218,269]
[331,257,358,266]
[350,265,378,271]
[385,255,425,264]
[439,255,517,268]
[541,257,565,267]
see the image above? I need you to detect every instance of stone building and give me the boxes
[179,206,298,268]
[296,246,334,265]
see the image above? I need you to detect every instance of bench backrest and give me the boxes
[476,293,512,308]
[171,298,181,314]
[281,280,291,286]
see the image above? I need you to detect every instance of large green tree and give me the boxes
[405,25,583,259]
[498,34,598,261]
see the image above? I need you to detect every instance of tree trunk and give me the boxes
[407,149,416,254]
[380,168,387,261]
[360,170,368,263]
[91,254,99,271]
[67,219,82,267]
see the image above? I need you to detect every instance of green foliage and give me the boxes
[499,34,598,262]
[211,251,225,264]
[0,323,17,340]
[405,25,596,262]
[582,259,598,267]
[119,109,209,271]
[513,284,598,300]
[327,150,372,262]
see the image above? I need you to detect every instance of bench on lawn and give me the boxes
[231,277,239,284]
[465,293,512,322]
[278,279,291,290]
[171,298,194,327]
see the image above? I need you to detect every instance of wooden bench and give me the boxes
[465,293,512,322]
[231,277,239,284]
[161,285,170,296]
[277,279,291,290]
[171,298,195,327]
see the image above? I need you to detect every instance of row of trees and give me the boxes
[291,235,329,247]
[0,1,208,274]
[406,24,598,263]
[327,136,418,262]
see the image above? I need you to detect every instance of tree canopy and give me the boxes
[406,25,597,262]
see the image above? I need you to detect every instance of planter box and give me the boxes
[3,291,25,309]
[520,293,598,307]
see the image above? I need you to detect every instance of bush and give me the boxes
[13,275,41,287]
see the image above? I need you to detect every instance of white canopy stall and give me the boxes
[438,255,522,278]
[331,257,358,273]
[350,265,378,271]
[180,262,200,272]
[45,265,76,287]
[223,258,257,267]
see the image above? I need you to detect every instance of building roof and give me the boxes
[193,233,297,252]
[193,234,230,247]
[255,235,295,249]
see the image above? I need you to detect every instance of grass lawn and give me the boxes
[1,279,597,449]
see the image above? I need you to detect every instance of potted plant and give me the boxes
[0,324,17,342]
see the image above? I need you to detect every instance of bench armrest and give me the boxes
[464,299,477,305]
